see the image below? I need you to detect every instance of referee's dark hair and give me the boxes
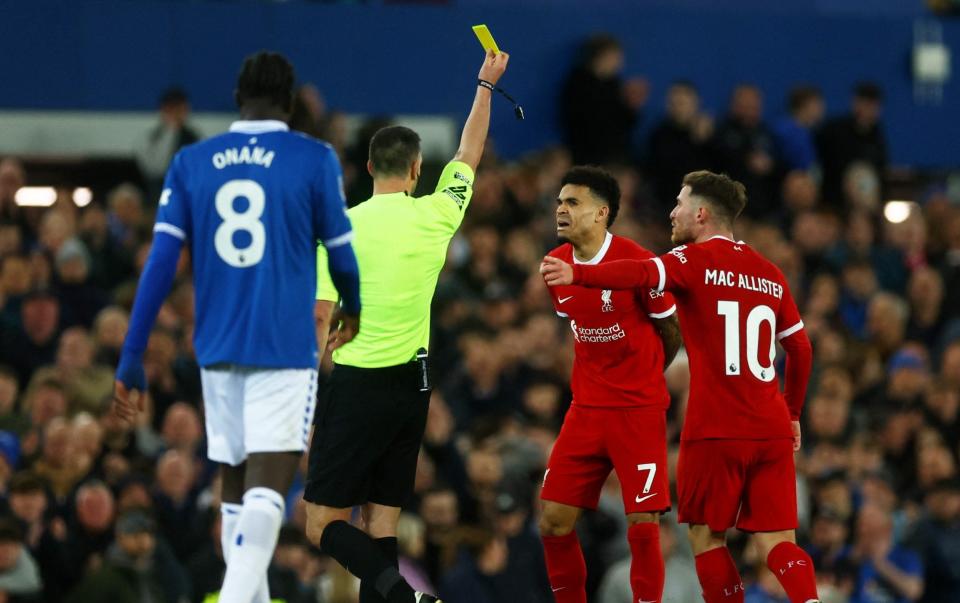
[561,166,621,227]
[369,126,422,178]
[235,51,296,113]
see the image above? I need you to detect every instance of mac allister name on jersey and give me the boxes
[704,268,784,300]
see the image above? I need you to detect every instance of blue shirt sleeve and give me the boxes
[155,152,192,241]
[313,146,352,246]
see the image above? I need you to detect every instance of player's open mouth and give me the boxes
[557,219,570,229]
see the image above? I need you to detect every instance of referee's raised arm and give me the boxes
[453,50,510,171]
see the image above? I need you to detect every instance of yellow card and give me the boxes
[472,24,501,54]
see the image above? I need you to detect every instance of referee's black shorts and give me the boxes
[304,361,429,509]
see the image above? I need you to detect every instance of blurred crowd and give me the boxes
[0,32,958,603]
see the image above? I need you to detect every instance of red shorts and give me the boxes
[677,438,797,533]
[541,405,670,514]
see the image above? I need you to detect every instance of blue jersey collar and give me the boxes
[229,120,289,134]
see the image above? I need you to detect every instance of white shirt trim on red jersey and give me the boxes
[229,120,290,134]
[707,234,746,244]
[573,231,613,265]
[776,320,804,340]
[651,256,666,293]
[648,305,676,319]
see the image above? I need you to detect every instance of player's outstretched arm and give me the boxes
[540,256,659,290]
[114,231,184,423]
[452,50,509,172]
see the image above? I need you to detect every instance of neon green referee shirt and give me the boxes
[316,161,474,368]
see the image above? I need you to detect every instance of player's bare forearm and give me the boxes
[654,314,682,370]
[453,50,509,171]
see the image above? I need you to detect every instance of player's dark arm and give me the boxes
[653,314,682,370]
[315,300,336,353]
[453,50,510,172]
[116,232,184,389]
[779,328,813,422]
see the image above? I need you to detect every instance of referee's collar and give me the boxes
[229,120,289,134]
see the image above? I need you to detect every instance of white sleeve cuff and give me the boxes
[648,305,677,319]
[776,321,804,340]
[651,257,666,293]
[323,230,354,248]
[154,223,186,240]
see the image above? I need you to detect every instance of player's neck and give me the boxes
[694,225,735,244]
[372,177,414,196]
[238,103,289,123]
[572,229,608,262]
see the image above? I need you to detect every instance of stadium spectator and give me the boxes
[850,503,924,602]
[818,82,888,209]
[65,508,189,603]
[713,84,779,218]
[560,34,647,165]
[134,88,201,204]
[905,478,960,602]
[647,80,716,210]
[772,85,824,172]
[0,516,42,600]
[0,288,62,388]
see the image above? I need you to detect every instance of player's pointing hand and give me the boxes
[541,256,574,286]
[478,50,509,86]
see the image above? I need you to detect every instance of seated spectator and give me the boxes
[65,481,116,576]
[0,288,62,388]
[151,449,199,559]
[159,402,203,456]
[28,327,112,416]
[32,418,91,501]
[91,306,128,367]
[905,478,960,602]
[851,503,924,602]
[7,471,70,600]
[66,508,190,603]
[0,516,42,600]
[438,527,511,603]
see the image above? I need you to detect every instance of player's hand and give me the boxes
[791,420,802,451]
[112,381,145,426]
[540,256,574,286]
[113,352,146,425]
[328,311,359,352]
[478,50,510,86]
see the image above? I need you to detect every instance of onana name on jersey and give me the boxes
[212,145,276,170]
[704,269,784,300]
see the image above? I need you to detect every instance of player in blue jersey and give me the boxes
[112,52,362,603]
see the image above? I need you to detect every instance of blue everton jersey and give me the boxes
[154,120,352,368]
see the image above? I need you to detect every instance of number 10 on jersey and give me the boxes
[717,300,776,382]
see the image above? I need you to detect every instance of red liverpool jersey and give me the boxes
[547,233,677,409]
[571,235,807,440]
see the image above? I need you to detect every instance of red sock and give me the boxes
[766,541,819,603]
[541,531,587,603]
[694,547,745,603]
[627,523,664,603]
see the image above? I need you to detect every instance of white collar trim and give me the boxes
[229,120,289,134]
[574,231,613,265]
[708,234,745,244]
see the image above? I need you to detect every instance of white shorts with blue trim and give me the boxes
[200,366,318,466]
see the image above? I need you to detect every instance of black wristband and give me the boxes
[476,79,524,120]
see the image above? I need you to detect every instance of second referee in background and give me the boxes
[303,49,510,603]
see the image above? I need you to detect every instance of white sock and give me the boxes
[219,488,284,603]
[221,503,271,603]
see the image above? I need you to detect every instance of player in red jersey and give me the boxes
[541,171,819,603]
[539,167,682,603]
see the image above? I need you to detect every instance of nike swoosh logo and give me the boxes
[552,587,567,593]
[559,296,574,304]
[635,493,657,503]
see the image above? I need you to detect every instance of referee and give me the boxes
[304,50,510,603]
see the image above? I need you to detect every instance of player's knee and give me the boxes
[538,507,576,537]
[687,525,725,555]
[305,516,328,547]
[626,512,659,526]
